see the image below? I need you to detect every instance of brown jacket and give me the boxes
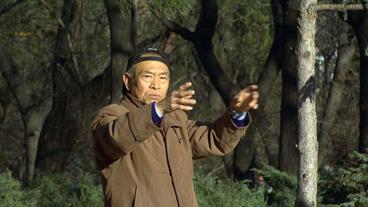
[92,93,251,207]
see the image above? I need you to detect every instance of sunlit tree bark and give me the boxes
[295,0,318,206]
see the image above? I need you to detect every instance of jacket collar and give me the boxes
[121,92,145,110]
[121,92,183,128]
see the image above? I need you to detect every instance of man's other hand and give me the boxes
[230,85,259,112]
[157,82,197,114]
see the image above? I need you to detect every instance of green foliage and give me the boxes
[198,159,368,207]
[255,165,297,207]
[0,170,103,207]
[214,0,272,84]
[1,152,367,206]
[119,0,192,18]
[0,169,38,207]
[318,152,368,206]
[145,0,192,17]
[254,153,368,207]
[194,173,267,207]
[0,0,59,72]
[32,172,103,207]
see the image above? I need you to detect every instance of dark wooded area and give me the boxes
[0,0,367,206]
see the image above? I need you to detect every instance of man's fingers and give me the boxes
[172,90,195,100]
[179,105,194,111]
[251,91,260,100]
[249,99,259,109]
[235,92,250,103]
[168,83,197,112]
[177,97,197,106]
[172,82,195,98]
[171,103,193,111]
[244,84,258,93]
[236,91,259,103]
[252,103,259,110]
[178,89,195,97]
[248,84,258,91]
[179,82,192,91]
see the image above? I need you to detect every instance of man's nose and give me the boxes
[150,76,160,89]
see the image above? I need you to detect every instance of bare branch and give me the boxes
[191,0,240,105]
[310,3,368,11]
[39,0,83,85]
[39,0,66,28]
[153,0,239,105]
[0,43,53,183]
[150,8,194,41]
[137,32,167,49]
[195,0,218,41]
[0,44,34,114]
[0,0,25,17]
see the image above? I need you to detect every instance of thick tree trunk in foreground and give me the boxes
[295,0,318,206]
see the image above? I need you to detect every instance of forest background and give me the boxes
[0,0,367,206]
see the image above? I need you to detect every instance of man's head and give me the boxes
[122,48,170,104]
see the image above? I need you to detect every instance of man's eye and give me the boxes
[160,76,168,80]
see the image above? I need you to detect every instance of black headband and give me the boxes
[126,48,171,71]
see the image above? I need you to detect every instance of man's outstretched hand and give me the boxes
[157,83,259,114]
[230,85,259,112]
[157,82,197,114]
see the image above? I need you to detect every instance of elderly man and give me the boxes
[92,48,259,207]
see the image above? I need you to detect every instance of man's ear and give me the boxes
[122,73,133,91]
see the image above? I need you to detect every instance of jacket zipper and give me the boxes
[160,129,181,207]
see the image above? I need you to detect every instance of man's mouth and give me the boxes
[147,94,161,99]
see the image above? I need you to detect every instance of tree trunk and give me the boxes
[279,0,299,175]
[37,0,137,172]
[318,28,356,166]
[295,0,318,206]
[233,0,283,180]
[348,11,368,153]
[154,0,283,179]
[154,0,240,105]
[192,0,240,105]
[0,44,52,183]
[233,46,280,180]
[36,0,82,172]
[104,0,136,103]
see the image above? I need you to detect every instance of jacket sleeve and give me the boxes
[92,103,160,160]
[187,111,251,159]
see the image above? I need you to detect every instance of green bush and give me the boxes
[194,173,267,207]
[31,172,103,207]
[0,170,103,207]
[0,169,39,207]
[318,152,368,207]
[1,152,367,207]
[254,152,368,207]
[255,165,297,207]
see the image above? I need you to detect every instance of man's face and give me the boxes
[124,60,170,104]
